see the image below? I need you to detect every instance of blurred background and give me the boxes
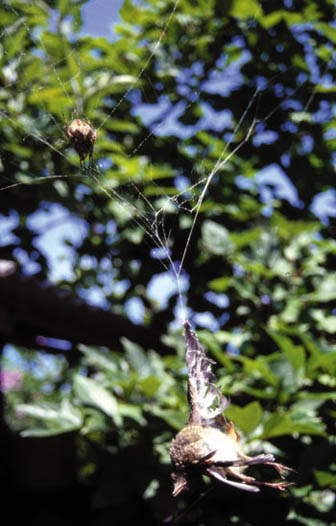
[0,0,336,524]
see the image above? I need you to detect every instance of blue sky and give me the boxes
[82,0,124,37]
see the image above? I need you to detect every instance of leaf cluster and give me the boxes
[1,0,336,524]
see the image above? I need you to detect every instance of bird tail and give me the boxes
[184,321,229,426]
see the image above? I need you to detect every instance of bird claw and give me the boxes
[266,481,295,492]
[265,462,296,479]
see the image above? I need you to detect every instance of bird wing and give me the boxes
[184,320,229,427]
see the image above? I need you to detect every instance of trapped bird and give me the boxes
[65,117,96,169]
[169,321,294,496]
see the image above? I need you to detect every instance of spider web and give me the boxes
[1,4,335,523]
[0,0,332,327]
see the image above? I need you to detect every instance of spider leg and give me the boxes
[63,113,68,129]
[89,148,94,169]
[79,149,89,169]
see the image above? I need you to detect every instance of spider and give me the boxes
[65,117,96,169]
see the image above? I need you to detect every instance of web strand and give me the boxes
[96,0,181,133]
[176,89,260,280]
[0,1,329,327]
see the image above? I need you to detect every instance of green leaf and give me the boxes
[261,413,326,439]
[230,0,262,20]
[201,220,234,256]
[311,310,336,333]
[151,407,186,430]
[280,297,302,323]
[314,470,336,489]
[119,0,146,24]
[237,355,279,387]
[230,227,263,249]
[18,400,82,436]
[291,397,325,415]
[118,402,146,425]
[73,375,121,424]
[225,401,263,435]
[21,428,65,437]
[297,391,336,403]
[311,274,336,302]
[315,22,336,44]
[267,330,305,372]
[79,345,119,372]
[307,350,336,375]
[122,338,151,377]
[208,276,232,292]
[17,403,61,421]
[140,375,162,397]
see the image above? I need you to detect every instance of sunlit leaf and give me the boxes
[17,399,82,436]
[314,470,336,489]
[225,401,263,435]
[79,345,119,372]
[261,413,326,439]
[73,375,121,424]
[201,220,234,256]
[122,338,151,377]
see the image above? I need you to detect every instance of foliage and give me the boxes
[1,0,336,524]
